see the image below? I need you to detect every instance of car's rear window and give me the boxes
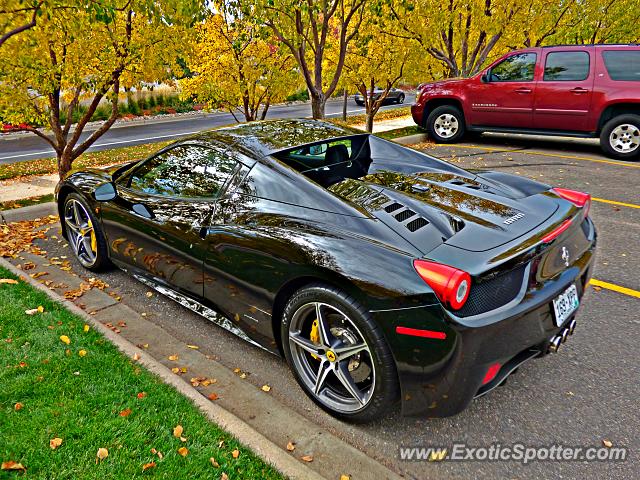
[602,51,640,81]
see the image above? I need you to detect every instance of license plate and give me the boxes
[552,284,579,327]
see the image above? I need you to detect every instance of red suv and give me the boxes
[412,45,640,160]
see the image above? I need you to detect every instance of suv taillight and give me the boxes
[413,259,471,310]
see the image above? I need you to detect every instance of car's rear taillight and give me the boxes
[552,188,591,217]
[413,259,471,310]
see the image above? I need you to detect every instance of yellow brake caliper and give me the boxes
[310,319,320,360]
[88,219,97,253]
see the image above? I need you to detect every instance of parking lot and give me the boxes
[21,133,639,479]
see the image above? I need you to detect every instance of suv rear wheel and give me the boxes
[600,114,640,161]
[426,105,466,143]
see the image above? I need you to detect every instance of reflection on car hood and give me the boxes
[329,171,557,254]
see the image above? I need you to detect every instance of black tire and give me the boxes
[355,100,364,106]
[426,105,466,143]
[281,283,399,423]
[62,193,111,271]
[599,114,640,161]
[397,93,405,104]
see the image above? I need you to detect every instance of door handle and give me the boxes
[514,87,532,94]
[570,87,589,94]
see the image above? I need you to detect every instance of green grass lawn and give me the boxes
[0,267,284,479]
[0,194,54,211]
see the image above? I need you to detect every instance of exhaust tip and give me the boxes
[549,336,562,353]
[561,328,570,343]
[568,319,577,335]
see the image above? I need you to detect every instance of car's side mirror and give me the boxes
[94,182,117,202]
[481,71,490,83]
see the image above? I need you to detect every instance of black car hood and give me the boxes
[329,170,557,254]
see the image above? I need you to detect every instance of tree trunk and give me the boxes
[58,151,73,180]
[310,92,326,119]
[365,112,374,133]
[342,88,348,121]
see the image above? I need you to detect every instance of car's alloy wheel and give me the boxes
[426,105,466,143]
[65,198,98,267]
[600,114,640,160]
[63,193,110,271]
[287,301,375,413]
[282,284,399,422]
[397,94,405,104]
[609,124,640,154]
[434,113,459,139]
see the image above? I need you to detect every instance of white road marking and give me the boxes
[0,131,201,161]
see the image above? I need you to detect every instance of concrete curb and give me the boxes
[0,202,57,224]
[0,256,324,480]
[393,132,429,145]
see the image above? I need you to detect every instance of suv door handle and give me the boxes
[570,87,589,94]
[514,87,532,94]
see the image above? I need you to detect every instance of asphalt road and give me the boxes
[0,95,415,164]
[35,133,638,479]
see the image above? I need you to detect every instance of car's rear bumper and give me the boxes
[373,222,597,417]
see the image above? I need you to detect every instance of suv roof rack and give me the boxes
[541,43,639,48]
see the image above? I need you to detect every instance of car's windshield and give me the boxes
[274,134,445,188]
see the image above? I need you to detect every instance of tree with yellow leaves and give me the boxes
[182,2,300,122]
[343,5,421,132]
[253,0,369,119]
[387,0,639,80]
[0,0,205,178]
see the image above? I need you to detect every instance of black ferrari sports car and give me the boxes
[55,119,596,422]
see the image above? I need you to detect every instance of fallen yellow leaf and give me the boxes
[168,354,179,361]
[132,353,140,361]
[232,449,239,459]
[173,425,183,438]
[146,291,153,297]
[261,384,271,392]
[119,408,132,417]
[210,457,220,467]
[171,367,180,374]
[1,461,26,472]
[187,344,199,350]
[221,473,229,480]
[603,439,613,448]
[142,461,156,471]
[60,335,71,345]
[340,476,351,480]
[177,447,188,457]
[208,392,219,401]
[96,448,109,463]
[25,306,44,315]
[83,324,90,333]
[0,279,18,284]
[301,455,313,462]
[78,350,87,357]
[49,437,63,450]
[14,402,23,411]
[286,441,295,452]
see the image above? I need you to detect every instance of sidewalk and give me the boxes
[0,116,415,204]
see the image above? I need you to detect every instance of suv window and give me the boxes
[602,51,640,81]
[489,53,537,82]
[544,52,590,81]
[127,144,237,198]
